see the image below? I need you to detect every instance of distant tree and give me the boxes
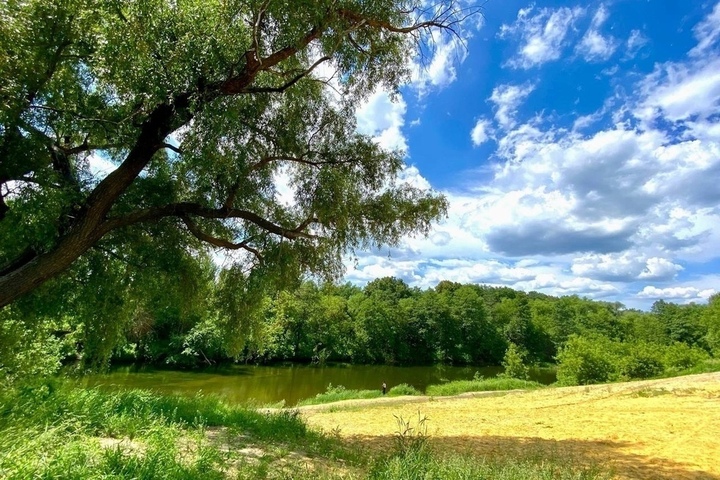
[702,293,720,355]
[501,342,529,380]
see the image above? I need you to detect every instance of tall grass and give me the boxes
[369,447,610,480]
[0,379,309,441]
[387,383,422,396]
[0,379,619,480]
[370,411,609,480]
[0,379,349,480]
[296,383,382,406]
[425,377,543,396]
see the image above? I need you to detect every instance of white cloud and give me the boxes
[87,154,117,178]
[411,7,484,95]
[571,253,682,282]
[340,5,720,307]
[690,1,720,56]
[636,57,720,123]
[637,286,716,301]
[576,5,618,62]
[500,6,584,69]
[355,89,408,151]
[413,34,466,93]
[489,83,535,129]
[470,119,491,146]
[625,29,649,59]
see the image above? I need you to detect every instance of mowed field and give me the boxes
[301,373,720,480]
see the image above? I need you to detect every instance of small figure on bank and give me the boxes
[382,382,387,395]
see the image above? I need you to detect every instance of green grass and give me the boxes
[369,446,610,480]
[0,379,616,480]
[425,377,544,396]
[296,383,382,406]
[670,358,720,376]
[0,379,351,480]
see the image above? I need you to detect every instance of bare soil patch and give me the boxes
[301,372,720,480]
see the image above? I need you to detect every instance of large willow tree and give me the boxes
[0,1,474,368]
[0,0,476,304]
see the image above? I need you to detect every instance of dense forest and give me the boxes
[116,276,720,372]
[8,264,718,386]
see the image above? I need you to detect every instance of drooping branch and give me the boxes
[249,154,357,172]
[102,202,319,241]
[180,214,262,259]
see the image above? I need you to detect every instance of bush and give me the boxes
[620,342,664,380]
[296,383,381,406]
[388,383,421,396]
[425,378,542,396]
[663,342,709,371]
[501,343,530,380]
[556,335,620,386]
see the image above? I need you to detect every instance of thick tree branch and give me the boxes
[180,214,262,259]
[218,26,323,94]
[241,56,332,94]
[102,202,319,241]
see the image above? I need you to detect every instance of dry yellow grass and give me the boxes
[301,372,720,480]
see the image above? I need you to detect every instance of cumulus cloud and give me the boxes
[571,253,683,282]
[500,5,584,69]
[576,5,618,62]
[489,84,535,129]
[412,33,467,93]
[355,89,408,151]
[470,119,491,146]
[341,3,720,307]
[637,286,715,301]
[636,57,720,123]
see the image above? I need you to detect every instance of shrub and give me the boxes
[388,383,421,396]
[620,342,664,380]
[663,342,709,371]
[296,383,381,406]
[556,335,620,386]
[425,378,542,396]
[501,343,530,380]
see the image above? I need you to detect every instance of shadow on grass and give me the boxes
[344,433,719,480]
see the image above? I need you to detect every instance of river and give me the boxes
[82,363,557,406]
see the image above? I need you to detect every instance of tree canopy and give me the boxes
[0,1,475,311]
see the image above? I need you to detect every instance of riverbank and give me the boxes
[2,373,718,479]
[301,372,720,480]
[0,379,607,480]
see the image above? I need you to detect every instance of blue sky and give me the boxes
[345,0,720,309]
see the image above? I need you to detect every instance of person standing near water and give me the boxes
[382,382,387,395]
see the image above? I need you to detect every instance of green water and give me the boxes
[82,364,556,406]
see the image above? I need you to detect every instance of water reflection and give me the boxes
[82,364,556,406]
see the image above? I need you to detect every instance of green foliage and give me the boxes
[662,342,709,372]
[618,342,664,380]
[2,0,458,372]
[296,383,381,406]
[556,335,621,386]
[702,293,720,356]
[388,383,422,396]
[0,380,354,479]
[557,336,711,386]
[501,343,530,380]
[425,378,543,396]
